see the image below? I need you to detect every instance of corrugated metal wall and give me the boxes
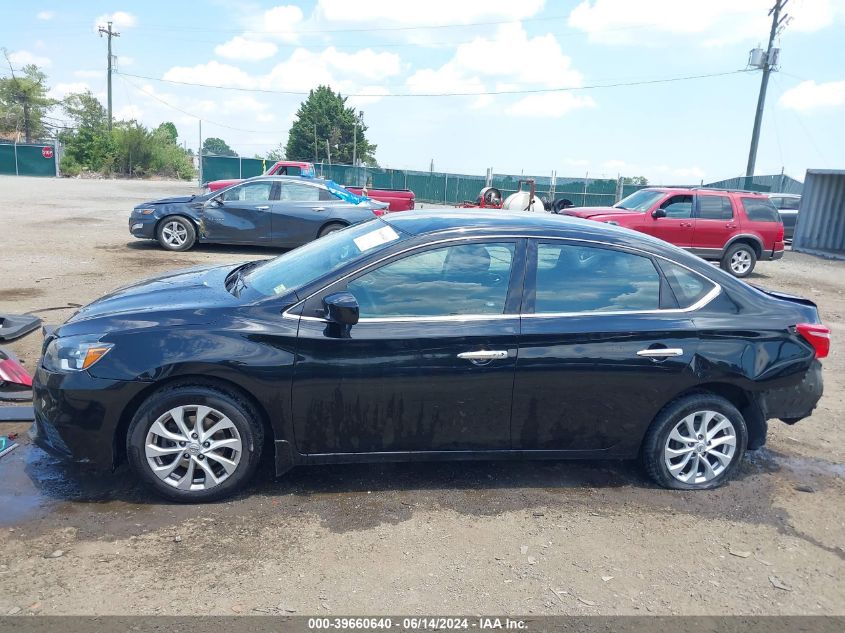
[792,170,845,260]
[703,173,803,194]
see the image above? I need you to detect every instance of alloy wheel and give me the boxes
[663,410,737,485]
[145,405,242,491]
[730,250,752,275]
[161,221,188,248]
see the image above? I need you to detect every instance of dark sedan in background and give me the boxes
[129,175,389,251]
[34,212,827,502]
[768,193,801,241]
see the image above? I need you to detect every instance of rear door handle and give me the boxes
[636,348,683,358]
[255,205,270,210]
[457,350,508,361]
[312,206,326,212]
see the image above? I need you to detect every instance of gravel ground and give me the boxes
[0,175,843,616]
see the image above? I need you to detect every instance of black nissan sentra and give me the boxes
[33,212,828,502]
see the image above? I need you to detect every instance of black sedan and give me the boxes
[34,212,827,502]
[129,176,389,251]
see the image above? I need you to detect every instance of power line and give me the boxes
[115,69,750,98]
[116,74,289,134]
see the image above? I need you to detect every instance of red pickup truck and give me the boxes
[564,187,784,277]
[203,160,415,212]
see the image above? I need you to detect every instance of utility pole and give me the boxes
[98,21,120,130]
[198,119,203,187]
[313,123,318,164]
[745,0,787,178]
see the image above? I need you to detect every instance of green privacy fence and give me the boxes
[312,162,646,207]
[702,173,803,195]
[0,142,57,177]
[200,153,649,207]
[200,155,270,184]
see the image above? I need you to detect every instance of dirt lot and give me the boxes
[0,175,843,616]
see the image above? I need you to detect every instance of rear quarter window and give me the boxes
[741,197,781,222]
[658,260,717,309]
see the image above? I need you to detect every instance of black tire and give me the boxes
[720,242,757,278]
[156,215,197,252]
[126,384,264,503]
[318,222,346,238]
[641,393,748,490]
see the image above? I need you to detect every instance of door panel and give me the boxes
[272,182,344,247]
[512,240,699,453]
[643,195,694,247]
[291,239,526,454]
[202,181,275,244]
[694,194,735,250]
[513,314,699,452]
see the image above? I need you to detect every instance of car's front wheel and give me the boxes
[156,216,196,251]
[126,384,264,502]
[721,243,756,277]
[642,394,748,490]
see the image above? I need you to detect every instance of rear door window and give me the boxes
[279,182,322,202]
[697,195,733,220]
[741,197,781,222]
[533,243,661,313]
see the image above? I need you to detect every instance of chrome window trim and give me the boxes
[281,234,722,323]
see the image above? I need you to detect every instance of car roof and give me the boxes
[383,210,681,254]
[636,186,769,198]
[246,175,330,186]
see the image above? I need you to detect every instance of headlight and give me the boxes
[136,208,155,215]
[42,335,114,372]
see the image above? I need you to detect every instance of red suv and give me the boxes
[564,187,784,277]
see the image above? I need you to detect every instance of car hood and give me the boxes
[58,263,241,336]
[563,206,636,219]
[140,195,200,206]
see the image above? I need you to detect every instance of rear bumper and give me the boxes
[759,360,823,423]
[761,243,785,261]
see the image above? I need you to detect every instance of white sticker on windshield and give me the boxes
[353,225,400,252]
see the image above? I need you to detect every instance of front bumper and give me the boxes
[32,365,149,469]
[129,215,157,239]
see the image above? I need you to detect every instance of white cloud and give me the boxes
[247,5,304,43]
[407,23,587,114]
[49,82,90,99]
[8,50,51,67]
[117,56,134,68]
[780,79,845,111]
[216,36,279,61]
[94,11,137,30]
[165,46,400,104]
[36,10,54,20]
[568,0,842,46]
[114,104,143,120]
[506,93,596,118]
[163,61,258,89]
[316,0,545,24]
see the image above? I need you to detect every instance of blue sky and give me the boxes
[4,0,845,183]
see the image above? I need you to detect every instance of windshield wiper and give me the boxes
[225,260,266,296]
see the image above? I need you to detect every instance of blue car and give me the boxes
[129,175,389,251]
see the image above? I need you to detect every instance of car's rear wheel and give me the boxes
[157,216,196,251]
[126,385,264,502]
[642,394,748,490]
[318,222,346,238]
[721,243,756,277]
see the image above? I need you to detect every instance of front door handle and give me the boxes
[457,350,508,361]
[312,206,326,212]
[636,348,683,358]
[255,205,270,210]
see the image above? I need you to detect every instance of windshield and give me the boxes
[244,219,406,296]
[613,190,665,211]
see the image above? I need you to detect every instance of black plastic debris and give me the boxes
[0,313,42,342]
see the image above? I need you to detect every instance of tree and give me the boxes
[59,90,115,171]
[266,144,285,161]
[202,136,237,156]
[0,59,56,142]
[156,121,178,144]
[285,85,376,165]
[623,176,649,186]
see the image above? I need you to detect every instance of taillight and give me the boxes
[776,224,784,241]
[0,358,32,387]
[372,208,387,217]
[796,323,830,359]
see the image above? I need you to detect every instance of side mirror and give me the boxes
[652,208,667,219]
[323,292,359,326]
